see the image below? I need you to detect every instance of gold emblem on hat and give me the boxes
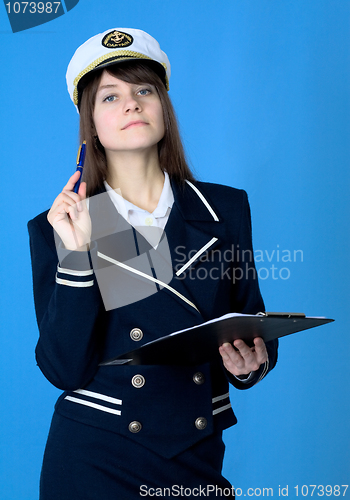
[102,30,133,48]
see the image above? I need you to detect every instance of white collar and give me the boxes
[104,171,174,221]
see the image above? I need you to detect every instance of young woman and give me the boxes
[28,28,278,499]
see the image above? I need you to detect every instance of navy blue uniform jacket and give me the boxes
[28,179,278,459]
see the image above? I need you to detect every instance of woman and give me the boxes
[28,28,278,499]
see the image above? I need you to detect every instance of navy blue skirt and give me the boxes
[40,412,235,499]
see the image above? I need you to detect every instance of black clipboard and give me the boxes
[100,312,334,366]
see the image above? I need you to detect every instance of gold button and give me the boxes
[193,372,205,385]
[145,217,153,226]
[131,374,145,388]
[130,328,143,341]
[195,417,207,430]
[128,421,142,433]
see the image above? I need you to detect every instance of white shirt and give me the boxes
[104,171,174,248]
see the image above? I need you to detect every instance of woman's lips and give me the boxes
[122,121,148,130]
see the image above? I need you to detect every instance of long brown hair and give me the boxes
[79,61,195,196]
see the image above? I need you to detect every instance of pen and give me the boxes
[73,140,86,193]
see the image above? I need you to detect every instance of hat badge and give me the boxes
[102,30,134,49]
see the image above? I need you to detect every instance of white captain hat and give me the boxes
[66,28,171,109]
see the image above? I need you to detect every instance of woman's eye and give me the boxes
[137,88,151,96]
[104,95,117,102]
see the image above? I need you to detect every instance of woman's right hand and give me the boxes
[47,171,91,251]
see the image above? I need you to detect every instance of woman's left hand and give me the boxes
[219,337,268,376]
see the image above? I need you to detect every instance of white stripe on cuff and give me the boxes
[55,275,94,287]
[57,265,93,276]
[213,403,232,416]
[256,358,269,385]
[212,392,230,404]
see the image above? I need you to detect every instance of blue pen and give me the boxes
[73,141,87,193]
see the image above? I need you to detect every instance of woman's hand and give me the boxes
[47,171,91,251]
[219,337,268,376]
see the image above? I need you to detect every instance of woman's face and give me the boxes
[93,70,165,157]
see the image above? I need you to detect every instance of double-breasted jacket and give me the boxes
[28,179,278,459]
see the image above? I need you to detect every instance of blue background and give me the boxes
[1,1,349,498]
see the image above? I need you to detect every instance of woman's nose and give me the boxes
[124,94,141,113]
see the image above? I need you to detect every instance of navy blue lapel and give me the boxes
[160,180,226,316]
[167,180,223,274]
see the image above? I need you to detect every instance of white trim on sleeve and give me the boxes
[212,403,232,416]
[212,392,230,404]
[57,265,93,276]
[55,275,94,287]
